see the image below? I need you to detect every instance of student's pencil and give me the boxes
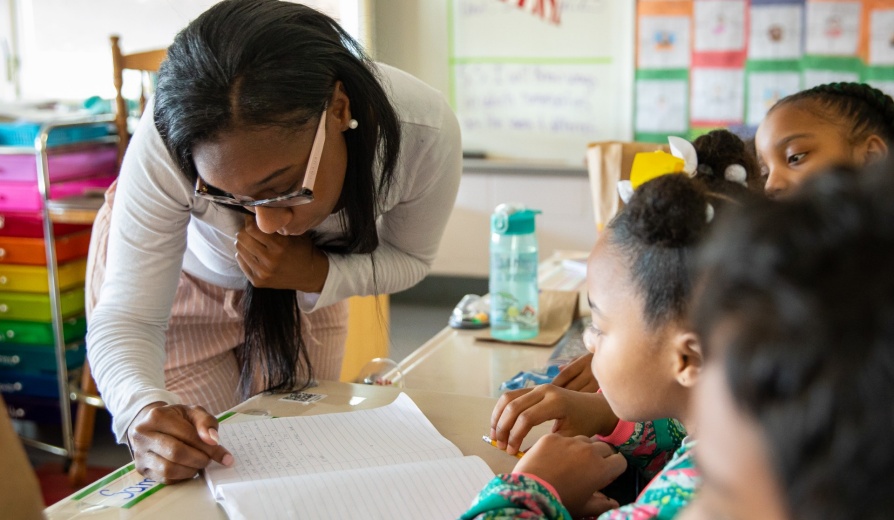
[482,435,526,459]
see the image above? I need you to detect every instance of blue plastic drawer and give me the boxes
[0,365,80,398]
[0,122,112,146]
[0,316,86,345]
[5,393,77,424]
[0,341,86,374]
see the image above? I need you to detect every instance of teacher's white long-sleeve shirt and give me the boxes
[87,64,462,440]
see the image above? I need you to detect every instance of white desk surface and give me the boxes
[45,381,546,519]
[45,252,583,518]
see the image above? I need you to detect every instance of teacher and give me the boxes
[86,0,461,483]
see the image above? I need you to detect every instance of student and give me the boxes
[755,82,893,196]
[489,131,759,481]
[86,0,461,483]
[464,159,753,519]
[684,164,894,519]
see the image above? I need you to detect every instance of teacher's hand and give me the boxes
[127,402,234,484]
[235,215,329,293]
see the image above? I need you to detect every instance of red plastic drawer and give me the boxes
[0,145,117,183]
[0,174,116,212]
[0,211,92,238]
[0,230,91,265]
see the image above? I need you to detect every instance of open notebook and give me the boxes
[205,393,495,519]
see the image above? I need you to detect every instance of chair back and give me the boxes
[110,35,167,164]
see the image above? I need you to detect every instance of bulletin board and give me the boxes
[633,0,894,143]
[449,0,635,164]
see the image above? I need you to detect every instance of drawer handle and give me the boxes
[0,276,6,285]
[0,248,5,259]
[0,215,4,229]
[0,354,20,366]
[3,330,13,339]
[0,304,7,313]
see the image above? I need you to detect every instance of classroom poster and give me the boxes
[634,0,894,143]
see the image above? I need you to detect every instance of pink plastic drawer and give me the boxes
[0,145,117,183]
[0,175,116,211]
[0,211,92,238]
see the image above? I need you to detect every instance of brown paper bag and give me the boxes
[586,141,670,231]
[475,290,580,347]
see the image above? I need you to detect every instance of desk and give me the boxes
[45,381,544,519]
[398,251,588,398]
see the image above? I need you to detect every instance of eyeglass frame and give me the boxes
[193,106,328,208]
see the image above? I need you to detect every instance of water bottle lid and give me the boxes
[492,203,541,235]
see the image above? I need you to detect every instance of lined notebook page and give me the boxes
[206,393,464,493]
[218,456,495,520]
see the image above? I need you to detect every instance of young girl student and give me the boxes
[463,143,755,519]
[86,0,461,483]
[488,131,759,483]
[756,82,893,196]
[684,163,894,520]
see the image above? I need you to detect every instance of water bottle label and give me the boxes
[491,292,538,327]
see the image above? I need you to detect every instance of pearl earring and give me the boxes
[348,119,359,130]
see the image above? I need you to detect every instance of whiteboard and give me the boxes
[450,0,634,164]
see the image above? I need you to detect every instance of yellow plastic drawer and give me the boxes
[0,258,87,293]
[0,287,85,322]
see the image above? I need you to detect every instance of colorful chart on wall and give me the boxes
[634,0,894,143]
[449,0,634,164]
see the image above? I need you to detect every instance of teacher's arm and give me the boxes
[86,101,231,482]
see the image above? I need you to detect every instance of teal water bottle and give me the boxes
[490,204,541,341]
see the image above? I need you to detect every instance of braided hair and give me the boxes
[772,82,894,146]
[607,130,760,329]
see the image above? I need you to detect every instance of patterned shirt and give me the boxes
[461,439,699,520]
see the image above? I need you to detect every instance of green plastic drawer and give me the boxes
[0,341,86,374]
[0,316,86,345]
[0,258,87,293]
[0,287,85,322]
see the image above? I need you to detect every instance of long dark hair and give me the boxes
[607,130,760,329]
[154,0,401,398]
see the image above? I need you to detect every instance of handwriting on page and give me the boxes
[207,393,463,489]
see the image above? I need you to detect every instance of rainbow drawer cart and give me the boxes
[0,115,116,457]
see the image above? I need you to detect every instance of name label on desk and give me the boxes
[72,463,164,510]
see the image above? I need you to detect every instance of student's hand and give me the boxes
[514,435,626,518]
[551,353,599,392]
[490,385,619,455]
[127,402,234,484]
[235,215,329,293]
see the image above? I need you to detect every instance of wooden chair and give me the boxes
[110,35,167,165]
[67,36,166,486]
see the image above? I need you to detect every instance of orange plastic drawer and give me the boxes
[0,258,87,293]
[0,287,85,322]
[0,230,91,266]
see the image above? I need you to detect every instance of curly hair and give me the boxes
[693,160,894,520]
[607,129,761,328]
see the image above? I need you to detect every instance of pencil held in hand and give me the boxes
[482,435,526,459]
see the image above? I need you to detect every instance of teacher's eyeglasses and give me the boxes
[194,107,327,208]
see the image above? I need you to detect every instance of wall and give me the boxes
[372,1,606,276]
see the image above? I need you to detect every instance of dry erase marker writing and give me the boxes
[482,435,526,459]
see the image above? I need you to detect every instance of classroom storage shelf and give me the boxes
[0,114,116,458]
